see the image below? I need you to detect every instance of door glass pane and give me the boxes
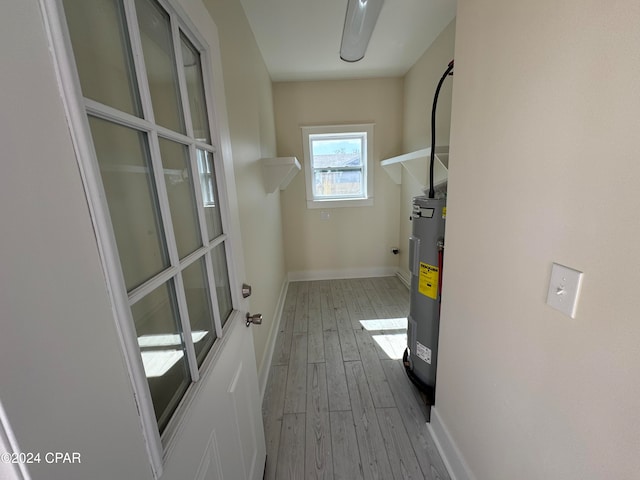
[180,34,211,143]
[135,0,185,133]
[210,243,233,327]
[196,150,223,240]
[63,0,142,116]
[158,138,201,258]
[89,116,169,291]
[182,259,216,365]
[132,281,190,434]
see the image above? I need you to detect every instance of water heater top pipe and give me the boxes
[428,60,454,199]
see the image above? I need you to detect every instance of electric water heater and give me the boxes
[406,195,446,404]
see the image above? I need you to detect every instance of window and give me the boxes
[60,0,235,455]
[302,124,374,208]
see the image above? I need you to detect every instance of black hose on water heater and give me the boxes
[428,60,454,199]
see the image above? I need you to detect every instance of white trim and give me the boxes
[148,129,181,271]
[171,10,195,139]
[128,265,179,306]
[85,97,216,150]
[174,271,200,382]
[395,269,411,289]
[204,248,224,336]
[287,267,397,282]
[122,0,155,123]
[427,407,477,480]
[257,278,289,400]
[306,197,374,209]
[127,235,228,306]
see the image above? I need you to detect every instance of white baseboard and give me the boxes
[257,277,289,401]
[396,269,411,289]
[427,407,477,480]
[287,267,397,282]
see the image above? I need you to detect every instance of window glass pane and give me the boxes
[310,135,365,198]
[64,0,142,116]
[210,244,233,327]
[135,0,186,133]
[313,170,363,197]
[197,150,223,240]
[182,259,216,365]
[311,137,363,169]
[158,138,201,258]
[89,116,169,291]
[180,34,211,143]
[132,281,190,434]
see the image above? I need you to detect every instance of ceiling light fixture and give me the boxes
[340,0,384,62]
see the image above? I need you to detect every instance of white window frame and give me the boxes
[302,124,374,209]
[41,0,244,477]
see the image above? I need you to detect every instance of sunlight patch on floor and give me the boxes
[359,317,408,360]
[372,333,407,359]
[359,317,407,331]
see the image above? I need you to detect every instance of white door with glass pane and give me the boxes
[47,0,265,477]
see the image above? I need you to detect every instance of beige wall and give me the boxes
[438,1,640,479]
[204,0,286,382]
[399,20,456,282]
[273,78,404,278]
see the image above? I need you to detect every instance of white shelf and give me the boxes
[380,146,449,191]
[261,156,301,193]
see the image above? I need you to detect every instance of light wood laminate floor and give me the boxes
[262,277,451,480]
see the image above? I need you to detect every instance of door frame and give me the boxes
[40,0,253,476]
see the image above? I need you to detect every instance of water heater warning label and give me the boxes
[419,262,439,300]
[416,341,432,364]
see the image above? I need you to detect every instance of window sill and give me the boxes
[306,197,374,209]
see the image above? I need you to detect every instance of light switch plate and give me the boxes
[546,263,583,318]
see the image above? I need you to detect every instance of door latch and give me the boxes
[246,313,263,327]
[242,283,252,298]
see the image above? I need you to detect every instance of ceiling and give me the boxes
[238,0,457,82]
